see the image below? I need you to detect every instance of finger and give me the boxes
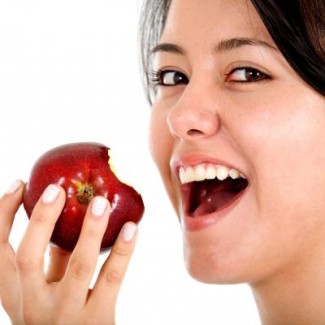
[45,245,71,282]
[0,181,24,309]
[0,244,20,318]
[88,222,138,313]
[0,180,24,243]
[16,185,65,297]
[0,179,23,282]
[0,246,21,319]
[61,196,111,308]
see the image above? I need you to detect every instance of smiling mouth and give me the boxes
[179,164,249,218]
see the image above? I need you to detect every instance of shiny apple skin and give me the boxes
[23,142,145,252]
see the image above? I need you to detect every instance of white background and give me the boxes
[0,1,260,324]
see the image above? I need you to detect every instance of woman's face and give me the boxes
[149,0,325,284]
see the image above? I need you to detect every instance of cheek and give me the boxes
[149,107,170,169]
[149,106,179,206]
[238,88,325,193]
[240,91,325,252]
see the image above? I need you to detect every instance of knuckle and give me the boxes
[83,316,112,325]
[29,209,48,225]
[0,242,11,257]
[22,308,39,325]
[83,318,96,325]
[102,266,123,286]
[82,224,101,241]
[53,312,70,325]
[49,304,69,325]
[112,244,131,258]
[0,203,8,218]
[16,249,39,273]
[68,258,92,281]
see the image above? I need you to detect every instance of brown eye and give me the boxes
[227,67,270,82]
[151,70,189,86]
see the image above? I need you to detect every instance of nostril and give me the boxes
[187,129,204,136]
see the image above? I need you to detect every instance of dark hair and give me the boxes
[250,0,324,95]
[139,0,325,103]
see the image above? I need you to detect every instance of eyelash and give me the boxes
[149,69,189,87]
[225,66,271,83]
[149,66,271,86]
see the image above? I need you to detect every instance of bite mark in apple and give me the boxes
[23,142,145,252]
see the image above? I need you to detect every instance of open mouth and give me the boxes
[179,164,249,218]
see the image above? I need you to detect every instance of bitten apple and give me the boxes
[23,142,144,252]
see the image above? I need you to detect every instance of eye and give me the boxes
[150,69,189,86]
[226,66,270,83]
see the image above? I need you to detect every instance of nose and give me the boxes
[167,84,221,141]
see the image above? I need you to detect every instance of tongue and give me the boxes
[189,178,247,218]
[191,190,236,217]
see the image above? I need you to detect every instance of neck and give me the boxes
[251,254,325,325]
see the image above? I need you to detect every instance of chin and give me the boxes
[182,227,262,285]
[184,254,259,285]
[184,251,246,284]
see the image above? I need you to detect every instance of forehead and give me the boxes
[160,0,273,46]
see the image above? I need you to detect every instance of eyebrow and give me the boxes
[150,37,277,55]
[150,43,185,55]
[217,37,277,52]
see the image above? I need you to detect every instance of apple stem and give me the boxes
[77,184,95,205]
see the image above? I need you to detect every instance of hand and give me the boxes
[0,180,138,325]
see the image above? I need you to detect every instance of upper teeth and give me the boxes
[179,164,245,184]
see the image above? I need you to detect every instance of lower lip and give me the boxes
[180,188,248,231]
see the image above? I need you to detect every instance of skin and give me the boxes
[0,181,137,324]
[0,0,324,324]
[149,0,325,323]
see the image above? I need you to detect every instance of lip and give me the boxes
[170,153,249,231]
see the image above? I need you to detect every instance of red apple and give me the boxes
[23,142,145,252]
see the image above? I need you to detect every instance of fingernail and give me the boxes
[42,185,60,204]
[122,223,137,242]
[6,180,22,194]
[92,196,109,217]
[49,242,60,248]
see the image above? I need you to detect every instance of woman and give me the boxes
[0,0,324,323]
